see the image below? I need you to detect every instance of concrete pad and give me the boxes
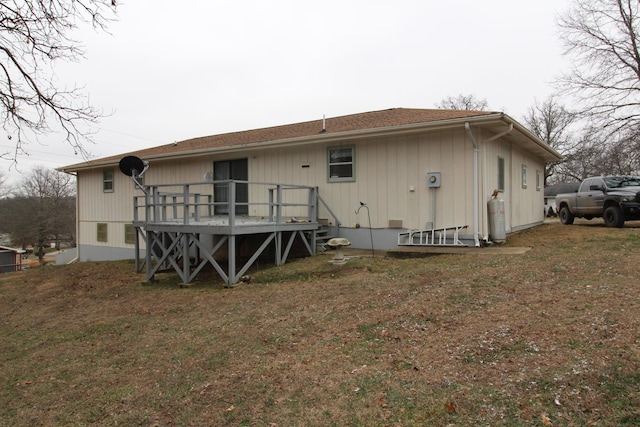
[386,246,531,257]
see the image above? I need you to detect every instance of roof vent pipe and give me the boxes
[321,115,326,133]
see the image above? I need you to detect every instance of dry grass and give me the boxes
[1,220,640,426]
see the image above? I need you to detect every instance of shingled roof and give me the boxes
[62,108,494,169]
[169,108,494,154]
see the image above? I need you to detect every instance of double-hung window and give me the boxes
[328,146,355,182]
[103,170,114,193]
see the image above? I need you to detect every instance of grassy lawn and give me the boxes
[1,221,639,426]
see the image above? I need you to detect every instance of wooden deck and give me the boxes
[131,180,334,286]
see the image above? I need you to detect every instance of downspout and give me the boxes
[71,173,80,264]
[465,123,481,247]
[465,122,513,246]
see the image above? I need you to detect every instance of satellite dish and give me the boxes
[119,156,148,177]
[118,155,149,194]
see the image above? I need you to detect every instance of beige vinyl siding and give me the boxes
[480,132,545,235]
[78,159,216,247]
[510,152,545,228]
[483,137,513,234]
[246,129,475,230]
[145,158,215,185]
[79,169,136,224]
[80,221,134,247]
[321,130,473,230]
[75,125,550,252]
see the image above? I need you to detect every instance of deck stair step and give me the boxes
[314,226,334,252]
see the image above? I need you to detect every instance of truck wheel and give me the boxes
[603,205,624,228]
[559,206,574,225]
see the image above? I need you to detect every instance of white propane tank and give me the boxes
[487,192,506,243]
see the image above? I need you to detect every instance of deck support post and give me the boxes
[134,226,141,272]
[182,233,190,283]
[145,230,154,281]
[227,234,236,286]
[275,231,282,266]
[132,181,333,286]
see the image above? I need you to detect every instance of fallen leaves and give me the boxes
[444,401,457,413]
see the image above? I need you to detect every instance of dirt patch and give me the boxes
[1,220,639,426]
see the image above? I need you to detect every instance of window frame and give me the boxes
[536,170,541,191]
[522,164,528,189]
[497,156,505,191]
[97,223,108,242]
[103,169,114,193]
[124,223,135,245]
[327,146,355,182]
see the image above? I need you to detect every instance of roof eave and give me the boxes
[60,112,561,172]
[501,115,563,162]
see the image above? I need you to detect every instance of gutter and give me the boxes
[465,122,513,247]
[59,112,561,174]
[60,113,510,173]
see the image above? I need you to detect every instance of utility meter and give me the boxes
[427,172,441,188]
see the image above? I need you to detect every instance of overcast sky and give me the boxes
[2,0,571,184]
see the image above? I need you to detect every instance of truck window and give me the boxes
[580,178,593,192]
[605,176,640,188]
[590,178,604,191]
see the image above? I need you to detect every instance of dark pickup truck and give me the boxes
[556,176,640,227]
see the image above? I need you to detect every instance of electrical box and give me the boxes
[427,172,441,188]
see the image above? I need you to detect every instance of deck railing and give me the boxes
[133,180,320,226]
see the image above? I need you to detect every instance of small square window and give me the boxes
[103,170,114,193]
[522,164,528,189]
[97,223,108,242]
[124,224,135,245]
[328,146,355,182]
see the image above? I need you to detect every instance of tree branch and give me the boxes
[0,0,116,163]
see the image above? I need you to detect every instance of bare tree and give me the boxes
[0,169,10,198]
[555,139,605,181]
[600,131,640,174]
[0,1,117,162]
[523,97,579,185]
[436,94,489,111]
[11,166,76,264]
[558,0,640,134]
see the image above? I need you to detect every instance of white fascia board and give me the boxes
[500,115,563,162]
[61,112,561,172]
[128,114,510,161]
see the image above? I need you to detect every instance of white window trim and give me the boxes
[103,169,114,193]
[327,146,355,182]
[497,156,505,191]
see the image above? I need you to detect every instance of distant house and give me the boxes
[544,182,580,216]
[0,246,25,273]
[60,108,562,267]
